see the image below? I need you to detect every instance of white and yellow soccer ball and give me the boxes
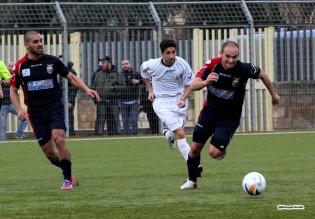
[242,172,266,196]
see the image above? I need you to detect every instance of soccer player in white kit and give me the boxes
[141,39,202,175]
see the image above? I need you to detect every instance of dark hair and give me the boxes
[24,30,40,43]
[101,56,111,62]
[67,61,74,68]
[221,41,239,53]
[160,39,177,53]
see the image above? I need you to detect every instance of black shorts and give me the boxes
[28,99,66,146]
[192,104,241,149]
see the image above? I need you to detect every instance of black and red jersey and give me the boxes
[196,57,260,110]
[10,54,69,108]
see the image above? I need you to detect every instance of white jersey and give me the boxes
[140,56,194,98]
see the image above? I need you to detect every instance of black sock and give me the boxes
[60,159,72,181]
[50,159,62,168]
[187,155,200,182]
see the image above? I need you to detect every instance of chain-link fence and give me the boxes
[0,1,314,139]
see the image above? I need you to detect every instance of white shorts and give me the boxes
[153,95,188,132]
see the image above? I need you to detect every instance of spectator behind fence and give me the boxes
[66,61,78,136]
[120,59,141,135]
[91,56,125,136]
[0,61,28,140]
[91,58,102,86]
[106,59,122,135]
[91,58,121,135]
[139,81,160,135]
[58,55,79,136]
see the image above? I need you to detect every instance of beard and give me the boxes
[29,46,43,56]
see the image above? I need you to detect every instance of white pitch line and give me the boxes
[0,130,314,144]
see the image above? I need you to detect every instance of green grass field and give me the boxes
[0,132,314,218]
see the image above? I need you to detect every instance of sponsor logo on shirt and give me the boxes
[208,85,234,99]
[218,72,231,78]
[31,64,42,67]
[165,69,175,73]
[27,79,54,91]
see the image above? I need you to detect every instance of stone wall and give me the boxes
[273,81,315,130]
[77,99,96,130]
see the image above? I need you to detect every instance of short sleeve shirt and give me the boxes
[11,54,69,108]
[140,56,194,98]
[196,57,260,110]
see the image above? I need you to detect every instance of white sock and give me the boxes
[177,138,190,161]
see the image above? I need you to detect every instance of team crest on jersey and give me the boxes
[47,64,53,74]
[232,77,240,87]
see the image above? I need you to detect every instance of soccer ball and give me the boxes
[242,172,266,196]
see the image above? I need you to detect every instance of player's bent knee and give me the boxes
[209,146,225,159]
[52,133,66,146]
[209,148,220,158]
[190,142,204,154]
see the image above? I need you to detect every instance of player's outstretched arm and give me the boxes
[66,72,101,102]
[259,69,280,105]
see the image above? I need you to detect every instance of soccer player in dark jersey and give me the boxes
[180,41,280,189]
[10,30,101,190]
